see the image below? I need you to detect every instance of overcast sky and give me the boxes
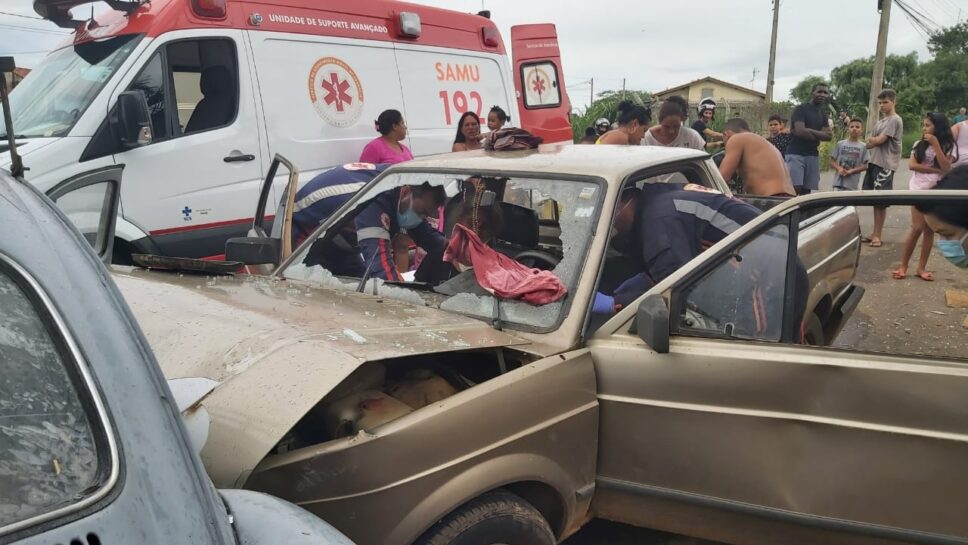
[2,0,965,109]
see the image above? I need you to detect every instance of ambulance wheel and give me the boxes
[414,490,555,545]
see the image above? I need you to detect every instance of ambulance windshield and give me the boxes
[282,171,604,331]
[9,34,141,138]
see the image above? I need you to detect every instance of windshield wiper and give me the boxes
[0,133,26,139]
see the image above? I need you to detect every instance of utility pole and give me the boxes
[750,67,759,89]
[621,78,626,98]
[765,0,780,102]
[866,0,892,133]
[589,78,594,108]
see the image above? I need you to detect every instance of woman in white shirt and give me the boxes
[643,95,706,150]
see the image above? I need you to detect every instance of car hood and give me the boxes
[112,267,528,487]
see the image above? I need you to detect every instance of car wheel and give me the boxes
[804,313,826,346]
[414,490,555,545]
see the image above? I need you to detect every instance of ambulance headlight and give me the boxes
[399,12,421,38]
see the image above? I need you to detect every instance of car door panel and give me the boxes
[594,338,968,537]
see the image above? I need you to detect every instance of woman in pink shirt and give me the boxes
[359,109,413,164]
[893,113,956,281]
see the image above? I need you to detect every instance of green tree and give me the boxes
[922,22,968,113]
[828,53,920,117]
[928,21,968,56]
[789,75,828,104]
[571,90,652,143]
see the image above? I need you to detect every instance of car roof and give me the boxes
[392,144,709,180]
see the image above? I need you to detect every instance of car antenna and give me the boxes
[0,56,25,180]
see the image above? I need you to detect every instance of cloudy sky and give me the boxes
[2,0,964,109]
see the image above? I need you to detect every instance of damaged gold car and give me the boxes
[116,146,968,545]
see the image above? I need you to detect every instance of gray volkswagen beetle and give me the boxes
[0,55,353,544]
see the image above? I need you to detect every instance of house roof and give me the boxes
[654,76,766,100]
[12,67,31,78]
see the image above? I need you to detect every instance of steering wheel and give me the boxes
[514,250,560,270]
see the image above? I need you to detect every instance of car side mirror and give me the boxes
[225,237,281,266]
[112,90,153,150]
[635,294,670,353]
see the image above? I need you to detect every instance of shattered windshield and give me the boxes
[282,171,603,331]
[8,35,141,138]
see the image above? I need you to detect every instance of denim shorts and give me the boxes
[785,154,820,190]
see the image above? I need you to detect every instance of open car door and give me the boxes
[590,191,968,544]
[45,166,124,264]
[224,154,299,274]
[510,24,573,144]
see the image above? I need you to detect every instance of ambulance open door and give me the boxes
[510,24,573,144]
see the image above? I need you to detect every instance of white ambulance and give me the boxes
[4,0,571,260]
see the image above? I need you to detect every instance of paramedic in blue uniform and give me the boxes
[597,183,761,308]
[292,163,447,281]
[593,183,808,340]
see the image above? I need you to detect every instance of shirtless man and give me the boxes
[718,117,795,197]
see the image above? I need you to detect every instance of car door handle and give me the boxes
[224,154,255,163]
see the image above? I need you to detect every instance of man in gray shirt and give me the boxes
[862,89,903,247]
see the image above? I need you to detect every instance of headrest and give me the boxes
[200,65,232,96]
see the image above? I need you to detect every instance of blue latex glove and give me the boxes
[592,292,615,314]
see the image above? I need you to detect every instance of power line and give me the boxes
[0,50,51,55]
[0,10,44,20]
[895,0,938,37]
[922,0,959,19]
[0,23,69,36]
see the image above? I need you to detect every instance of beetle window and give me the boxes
[0,267,102,531]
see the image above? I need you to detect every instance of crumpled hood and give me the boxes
[112,267,527,487]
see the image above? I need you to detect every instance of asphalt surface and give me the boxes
[563,161,968,544]
[831,162,968,358]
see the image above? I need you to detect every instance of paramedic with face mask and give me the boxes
[916,166,968,269]
[292,163,447,280]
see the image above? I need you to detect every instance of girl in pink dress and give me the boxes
[359,109,414,164]
[893,113,956,281]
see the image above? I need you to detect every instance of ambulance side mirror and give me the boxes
[112,90,153,150]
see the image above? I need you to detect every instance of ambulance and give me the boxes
[4,0,571,260]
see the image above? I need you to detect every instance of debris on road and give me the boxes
[946,289,968,308]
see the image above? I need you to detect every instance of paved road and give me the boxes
[564,161,968,544]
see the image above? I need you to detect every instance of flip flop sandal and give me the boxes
[860,236,873,243]
[869,240,882,247]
